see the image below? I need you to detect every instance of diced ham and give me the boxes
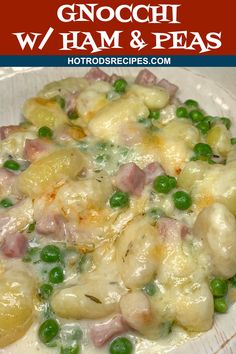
[1,232,27,258]
[84,68,110,82]
[115,163,146,196]
[109,74,122,84]
[90,314,128,347]
[143,162,164,184]
[157,79,178,97]
[158,217,190,241]
[135,69,158,86]
[24,139,52,162]
[120,292,153,334]
[0,125,22,140]
[36,214,66,240]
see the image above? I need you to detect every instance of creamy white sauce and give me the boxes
[1,69,236,354]
[2,321,192,354]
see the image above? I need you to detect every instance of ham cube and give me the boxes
[1,232,27,258]
[157,79,178,97]
[158,217,190,241]
[36,214,66,240]
[143,162,164,184]
[135,69,158,86]
[90,314,128,347]
[85,68,110,82]
[24,139,52,162]
[115,163,145,196]
[0,125,21,140]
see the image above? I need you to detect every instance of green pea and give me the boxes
[39,284,53,300]
[109,191,129,208]
[220,117,231,130]
[143,281,156,296]
[214,297,228,313]
[168,176,177,189]
[109,337,133,354]
[210,278,228,297]
[40,245,61,263]
[0,198,13,208]
[231,138,236,145]
[38,318,60,344]
[230,275,236,287]
[38,126,53,139]
[153,175,176,194]
[176,106,189,118]
[27,222,36,233]
[147,207,165,220]
[208,158,217,165]
[189,109,204,123]
[3,159,20,171]
[173,191,192,210]
[68,110,79,120]
[204,115,215,123]
[184,99,199,108]
[193,143,213,158]
[53,95,66,110]
[113,79,128,93]
[196,120,211,134]
[149,110,160,120]
[49,266,64,284]
[60,345,80,354]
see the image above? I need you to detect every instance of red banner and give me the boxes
[0,0,234,55]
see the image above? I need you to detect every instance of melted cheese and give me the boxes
[0,72,235,354]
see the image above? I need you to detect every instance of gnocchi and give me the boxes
[17,148,85,197]
[0,268,35,348]
[0,68,235,354]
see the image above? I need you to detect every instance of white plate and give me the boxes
[1,67,236,354]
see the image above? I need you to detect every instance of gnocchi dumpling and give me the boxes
[116,216,160,289]
[51,274,123,319]
[88,95,149,143]
[0,198,34,238]
[192,162,236,215]
[120,291,160,339]
[207,123,231,157]
[193,203,236,278]
[0,268,35,348]
[161,119,200,149]
[175,282,213,332]
[127,84,169,110]
[22,97,68,129]
[76,81,112,118]
[17,148,85,197]
[38,77,89,99]
[178,161,209,191]
[55,171,113,213]
[134,119,200,176]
